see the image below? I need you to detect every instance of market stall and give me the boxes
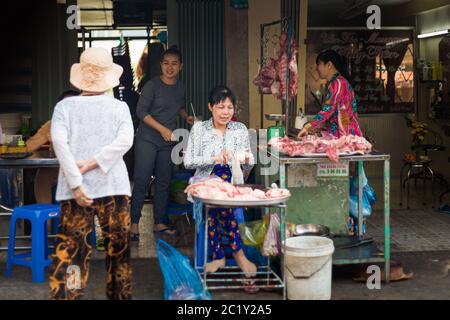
[185,179,290,299]
[259,141,391,283]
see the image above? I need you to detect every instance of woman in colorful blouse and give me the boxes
[299,50,368,235]
[298,49,362,138]
[184,86,257,278]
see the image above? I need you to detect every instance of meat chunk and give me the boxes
[268,135,372,161]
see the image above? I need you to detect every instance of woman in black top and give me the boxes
[130,46,194,240]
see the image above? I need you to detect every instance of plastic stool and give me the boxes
[5,204,60,282]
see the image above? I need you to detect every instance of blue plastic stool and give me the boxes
[5,204,60,282]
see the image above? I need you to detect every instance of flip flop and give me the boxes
[154,227,178,236]
[242,277,259,294]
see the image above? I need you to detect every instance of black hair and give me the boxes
[316,49,353,85]
[162,45,182,64]
[58,90,80,102]
[208,86,236,107]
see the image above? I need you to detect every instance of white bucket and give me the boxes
[283,236,335,300]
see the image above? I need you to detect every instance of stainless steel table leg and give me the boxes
[204,204,209,296]
[281,204,287,300]
[384,159,390,284]
[358,161,363,239]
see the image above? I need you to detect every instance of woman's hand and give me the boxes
[76,158,98,174]
[159,127,174,142]
[243,151,254,165]
[298,123,312,139]
[72,186,93,207]
[297,127,308,139]
[212,150,232,165]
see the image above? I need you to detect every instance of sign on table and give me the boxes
[317,163,349,178]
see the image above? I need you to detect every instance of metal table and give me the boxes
[260,147,391,283]
[0,151,59,250]
[193,196,288,299]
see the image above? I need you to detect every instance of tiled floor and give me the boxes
[129,203,195,260]
[368,208,450,252]
[0,177,449,299]
[361,177,450,253]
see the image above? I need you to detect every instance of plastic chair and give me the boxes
[5,204,60,282]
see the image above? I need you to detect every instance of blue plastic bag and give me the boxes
[349,168,377,219]
[156,240,211,300]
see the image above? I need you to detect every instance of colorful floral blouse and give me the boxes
[309,73,362,137]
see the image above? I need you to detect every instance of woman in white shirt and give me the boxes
[184,86,257,278]
[49,47,134,300]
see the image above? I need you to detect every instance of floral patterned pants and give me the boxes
[49,196,132,300]
[208,164,243,260]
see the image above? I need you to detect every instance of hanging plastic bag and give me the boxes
[239,216,269,251]
[349,167,377,219]
[349,193,373,218]
[156,239,211,300]
[262,213,281,257]
[231,153,244,185]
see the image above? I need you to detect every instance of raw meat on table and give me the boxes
[185,178,290,202]
[268,135,372,162]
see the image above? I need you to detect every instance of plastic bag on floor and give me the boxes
[156,239,211,300]
[262,213,281,257]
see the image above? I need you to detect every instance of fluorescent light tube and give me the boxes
[417,29,449,39]
[386,38,410,46]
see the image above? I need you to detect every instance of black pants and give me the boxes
[130,138,173,225]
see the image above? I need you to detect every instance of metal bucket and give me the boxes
[293,224,330,237]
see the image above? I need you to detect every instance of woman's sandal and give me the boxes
[242,276,259,294]
[153,225,177,236]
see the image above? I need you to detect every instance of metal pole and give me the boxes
[82,27,86,50]
[194,205,198,270]
[203,204,209,295]
[260,23,264,130]
[285,19,292,135]
[384,159,391,283]
[358,161,363,239]
[281,204,287,300]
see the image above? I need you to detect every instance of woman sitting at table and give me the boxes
[183,86,256,276]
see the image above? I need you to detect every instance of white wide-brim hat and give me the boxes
[70,47,123,92]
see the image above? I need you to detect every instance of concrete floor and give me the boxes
[0,242,449,300]
[0,178,449,300]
